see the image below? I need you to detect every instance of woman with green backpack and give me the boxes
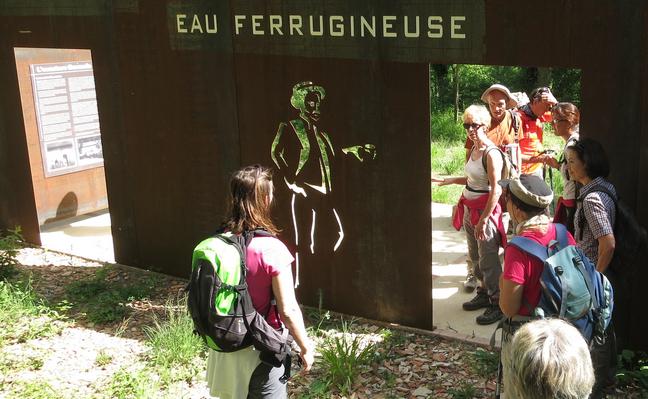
[205,165,314,398]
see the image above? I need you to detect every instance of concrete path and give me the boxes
[432,202,499,344]
[40,209,115,263]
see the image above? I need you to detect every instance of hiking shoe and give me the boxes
[463,274,478,292]
[462,291,490,311]
[476,305,504,325]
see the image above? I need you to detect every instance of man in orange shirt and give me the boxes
[464,84,522,164]
[518,87,558,176]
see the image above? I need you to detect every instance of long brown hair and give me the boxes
[224,164,279,235]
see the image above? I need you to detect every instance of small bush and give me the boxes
[144,297,206,386]
[95,350,113,367]
[319,322,377,395]
[0,227,23,280]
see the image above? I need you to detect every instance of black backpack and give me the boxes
[577,185,648,275]
[187,229,294,374]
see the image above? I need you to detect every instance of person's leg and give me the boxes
[475,219,504,325]
[247,362,287,399]
[462,207,490,311]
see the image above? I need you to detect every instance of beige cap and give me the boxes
[481,84,518,108]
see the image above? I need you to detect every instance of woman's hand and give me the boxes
[432,176,452,186]
[299,346,315,372]
[475,217,488,241]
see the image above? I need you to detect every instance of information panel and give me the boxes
[30,61,103,176]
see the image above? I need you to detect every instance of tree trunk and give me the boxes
[453,64,461,122]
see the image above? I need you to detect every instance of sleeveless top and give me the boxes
[463,147,490,200]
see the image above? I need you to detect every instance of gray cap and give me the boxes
[481,84,518,109]
[499,175,553,209]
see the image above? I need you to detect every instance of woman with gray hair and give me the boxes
[503,318,595,399]
[432,104,507,325]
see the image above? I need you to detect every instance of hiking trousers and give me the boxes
[463,207,502,299]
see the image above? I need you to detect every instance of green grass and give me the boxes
[66,267,159,324]
[143,297,206,386]
[0,279,67,347]
[0,227,23,281]
[5,380,59,399]
[469,347,499,378]
[319,321,377,395]
[95,350,113,367]
[101,367,159,399]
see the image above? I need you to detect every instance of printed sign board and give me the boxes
[30,61,103,176]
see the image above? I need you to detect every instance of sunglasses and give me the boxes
[463,123,483,130]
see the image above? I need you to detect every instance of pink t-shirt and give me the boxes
[503,224,576,316]
[245,236,294,329]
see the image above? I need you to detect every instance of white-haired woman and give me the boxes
[503,318,595,399]
[432,104,507,325]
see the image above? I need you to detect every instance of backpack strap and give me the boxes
[554,223,569,250]
[482,145,506,173]
[508,236,549,262]
[509,109,520,143]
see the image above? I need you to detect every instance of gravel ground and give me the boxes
[0,247,643,398]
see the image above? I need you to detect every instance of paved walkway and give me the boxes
[432,202,499,344]
[40,209,115,263]
[38,204,497,345]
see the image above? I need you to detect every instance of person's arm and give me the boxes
[272,268,314,371]
[499,276,523,318]
[433,176,467,186]
[582,194,616,272]
[475,150,502,240]
[596,234,616,273]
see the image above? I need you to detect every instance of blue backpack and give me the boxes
[509,223,614,344]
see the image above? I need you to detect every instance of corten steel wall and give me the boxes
[1,1,647,343]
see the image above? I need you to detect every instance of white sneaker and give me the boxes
[464,274,478,292]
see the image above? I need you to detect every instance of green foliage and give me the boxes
[319,322,377,395]
[430,64,581,121]
[431,109,466,142]
[448,381,478,399]
[616,350,648,390]
[430,139,466,204]
[102,367,159,399]
[0,279,67,347]
[66,268,157,324]
[5,380,59,399]
[469,348,499,378]
[143,297,206,386]
[95,350,113,367]
[0,227,23,280]
[297,378,330,399]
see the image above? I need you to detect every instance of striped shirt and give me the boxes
[574,177,616,263]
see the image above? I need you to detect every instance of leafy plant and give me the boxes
[448,381,477,399]
[469,348,499,378]
[319,321,377,395]
[103,367,158,399]
[0,227,23,280]
[95,350,113,367]
[143,297,206,386]
[0,279,67,347]
[616,349,648,390]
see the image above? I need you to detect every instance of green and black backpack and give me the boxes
[187,229,293,369]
